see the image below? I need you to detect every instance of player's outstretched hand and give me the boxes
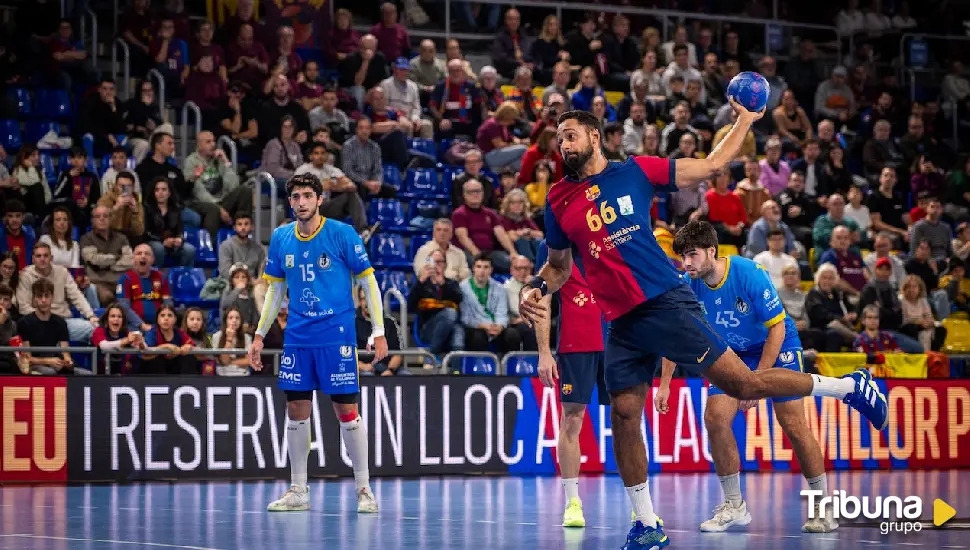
[738,399,758,411]
[369,335,388,363]
[249,338,264,371]
[518,287,546,327]
[728,97,766,122]
[537,353,558,388]
[654,385,670,414]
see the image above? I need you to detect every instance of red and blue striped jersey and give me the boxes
[544,156,686,321]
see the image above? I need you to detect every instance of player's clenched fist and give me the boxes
[518,287,546,327]
[249,337,264,371]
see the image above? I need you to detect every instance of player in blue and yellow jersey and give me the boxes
[248,173,387,514]
[518,107,887,550]
[664,220,837,533]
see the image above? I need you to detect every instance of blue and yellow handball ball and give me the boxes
[726,71,770,112]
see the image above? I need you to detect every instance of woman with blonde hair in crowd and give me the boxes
[476,102,528,171]
[499,188,543,263]
[530,14,568,85]
[898,274,947,351]
[805,263,858,352]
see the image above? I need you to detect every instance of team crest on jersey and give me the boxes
[573,291,590,306]
[779,351,796,365]
[152,280,161,290]
[588,241,602,258]
[585,185,601,201]
[561,384,573,395]
[318,253,331,269]
[735,297,750,314]
[285,255,295,268]
[340,345,353,358]
[763,289,771,299]
[617,195,634,215]
[303,251,310,259]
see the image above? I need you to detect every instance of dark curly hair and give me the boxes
[285,172,324,198]
[673,220,719,257]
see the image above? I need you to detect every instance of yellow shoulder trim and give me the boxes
[763,311,786,328]
[356,267,375,279]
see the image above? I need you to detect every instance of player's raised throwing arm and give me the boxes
[673,98,765,187]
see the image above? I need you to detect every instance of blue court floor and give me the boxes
[1,471,967,549]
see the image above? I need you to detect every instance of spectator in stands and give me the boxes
[354,289,405,377]
[10,146,49,224]
[342,118,395,200]
[258,76,310,148]
[370,2,411,62]
[812,192,860,253]
[788,139,823,198]
[77,77,128,161]
[530,92,566,145]
[38,206,80,268]
[844,185,872,242]
[773,90,812,151]
[504,254,537,350]
[413,218,471,281]
[136,132,201,227]
[292,61,325,112]
[814,66,855,126]
[910,154,945,200]
[616,73,655,125]
[218,213,264,279]
[784,40,823,114]
[757,57,788,117]
[339,34,388,111]
[101,147,140,196]
[620,103,649,157]
[261,115,304,185]
[294,142,368,232]
[518,127,564,187]
[430,59,484,139]
[859,257,924,353]
[660,102,700,158]
[98,170,146,248]
[911,197,953,262]
[270,26,302,81]
[142,304,197,374]
[364,86,411,169]
[383,58,433,139]
[51,147,98,230]
[757,138,791,196]
[92,303,145,374]
[506,66,541,124]
[491,8,529,80]
[900,115,945,171]
[943,61,970,103]
[226,24,270,93]
[542,62,572,107]
[863,232,907,288]
[143,177,196,267]
[631,51,665,102]
[452,179,515,273]
[460,253,520,356]
[151,18,189,97]
[80,205,134,305]
[212,306,252,373]
[115,243,172,333]
[815,119,840,157]
[753,228,799,289]
[806,263,858,352]
[945,156,970,219]
[820,145,855,203]
[119,0,153,74]
[704,169,747,247]
[409,248,464,355]
[867,166,910,249]
[700,53,725,106]
[661,25,698,69]
[324,8,358,66]
[217,82,260,158]
[122,80,164,163]
[710,110,755,159]
[476,103,527,172]
[899,275,947,351]
[181,306,215,374]
[684,80,714,133]
[602,123,627,162]
[906,238,944,296]
[184,131,250,239]
[819,226,866,295]
[601,14,639,90]
[49,19,95,91]
[309,87,351,144]
[662,45,702,97]
[191,21,227,83]
[669,132,699,160]
[564,14,600,71]
[17,279,75,374]
[530,16,567,86]
[639,27,663,66]
[221,263,258,333]
[853,304,901,354]
[0,254,21,310]
[779,264,817,347]
[746,199,798,257]
[409,39,446,97]
[451,150,496,209]
[185,55,227,121]
[572,67,613,117]
[17,242,98,342]
[499,189,542,263]
[736,157,772,224]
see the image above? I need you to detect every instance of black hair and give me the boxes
[285,172,324,198]
[145,176,178,211]
[99,303,129,336]
[115,171,136,185]
[669,74,685,83]
[99,76,115,86]
[673,220,719,256]
[673,43,688,55]
[150,132,173,153]
[69,145,87,158]
[556,110,602,136]
[0,283,12,298]
[603,121,623,138]
[308,141,328,154]
[473,252,494,267]
[766,228,786,240]
[111,145,128,156]
[233,212,252,223]
[4,199,25,214]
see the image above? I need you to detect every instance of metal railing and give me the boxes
[253,172,279,244]
[102,347,280,375]
[179,101,202,160]
[112,38,131,99]
[383,288,408,348]
[80,7,98,70]
[377,350,440,375]
[0,346,98,374]
[441,351,502,375]
[501,351,539,376]
[216,135,239,172]
[148,68,166,111]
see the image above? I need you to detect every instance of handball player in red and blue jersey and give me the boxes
[518,101,890,550]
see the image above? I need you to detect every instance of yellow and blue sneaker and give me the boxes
[562,497,585,528]
[622,519,669,550]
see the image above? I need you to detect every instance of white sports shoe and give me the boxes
[267,485,310,512]
[357,487,379,513]
[803,503,839,533]
[699,500,752,532]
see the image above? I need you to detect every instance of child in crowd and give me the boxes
[221,262,258,334]
[182,306,216,375]
[52,146,100,231]
[92,303,146,374]
[142,304,197,374]
[212,306,252,375]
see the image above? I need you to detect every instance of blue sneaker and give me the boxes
[621,519,670,550]
[842,369,889,430]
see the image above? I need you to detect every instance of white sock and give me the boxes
[810,374,855,399]
[562,478,580,501]
[805,473,827,496]
[340,415,370,491]
[287,418,310,489]
[718,473,742,506]
[625,482,657,528]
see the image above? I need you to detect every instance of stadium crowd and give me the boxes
[1,0,969,376]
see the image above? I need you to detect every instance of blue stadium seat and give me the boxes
[71,226,79,241]
[401,168,444,199]
[368,199,408,232]
[39,153,58,180]
[437,138,456,163]
[409,233,432,258]
[216,227,234,248]
[461,357,496,375]
[184,229,218,267]
[24,121,60,146]
[509,356,538,376]
[408,137,435,159]
[440,165,463,196]
[409,200,445,230]
[207,308,221,334]
[0,120,22,151]
[168,267,215,307]
[8,88,31,117]
[370,233,410,268]
[492,274,511,284]
[35,89,72,119]
[377,269,411,310]
[382,164,403,192]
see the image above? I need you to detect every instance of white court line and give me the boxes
[896,543,923,547]
[200,510,223,513]
[858,540,882,544]
[516,522,537,526]
[941,546,967,549]
[401,517,421,520]
[0,534,222,550]
[476,520,497,524]
[819,537,841,541]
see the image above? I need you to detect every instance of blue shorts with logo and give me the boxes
[605,285,729,393]
[559,351,610,405]
[278,345,359,395]
[708,344,804,403]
